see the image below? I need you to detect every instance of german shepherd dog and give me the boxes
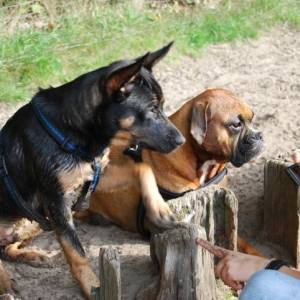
[0,43,185,298]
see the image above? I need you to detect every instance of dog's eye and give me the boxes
[149,104,159,113]
[230,122,242,130]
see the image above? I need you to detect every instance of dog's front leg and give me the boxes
[97,163,176,228]
[46,203,99,299]
[58,236,99,299]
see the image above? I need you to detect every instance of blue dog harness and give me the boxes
[0,131,52,231]
[31,100,92,161]
[0,100,103,231]
[31,99,102,196]
[123,146,228,238]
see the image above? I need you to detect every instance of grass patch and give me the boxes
[0,0,299,103]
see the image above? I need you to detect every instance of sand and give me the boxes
[0,26,299,299]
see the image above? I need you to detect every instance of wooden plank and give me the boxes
[264,160,300,268]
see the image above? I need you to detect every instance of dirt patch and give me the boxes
[1,26,299,299]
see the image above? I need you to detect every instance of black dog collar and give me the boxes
[124,145,228,238]
[158,167,228,200]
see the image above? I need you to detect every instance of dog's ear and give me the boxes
[105,53,149,100]
[136,42,174,71]
[190,102,210,145]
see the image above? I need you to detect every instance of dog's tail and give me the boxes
[237,236,265,257]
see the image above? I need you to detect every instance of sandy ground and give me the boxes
[0,26,300,299]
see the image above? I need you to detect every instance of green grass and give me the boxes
[0,0,299,103]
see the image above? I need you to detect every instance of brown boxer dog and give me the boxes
[75,88,266,255]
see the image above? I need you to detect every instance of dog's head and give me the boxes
[38,44,184,155]
[190,89,266,167]
[91,43,185,154]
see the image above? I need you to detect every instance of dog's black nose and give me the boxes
[175,134,186,146]
[254,132,263,140]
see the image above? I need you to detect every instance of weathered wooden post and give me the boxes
[264,159,300,268]
[92,185,238,299]
[137,185,238,300]
[91,247,121,300]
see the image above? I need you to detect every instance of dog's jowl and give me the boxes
[0,43,184,298]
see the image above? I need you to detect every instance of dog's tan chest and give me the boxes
[59,163,95,194]
[58,150,110,194]
[198,159,217,185]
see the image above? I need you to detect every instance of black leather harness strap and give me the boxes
[123,146,142,163]
[124,146,151,236]
[123,145,228,238]
[136,198,151,238]
[158,167,228,200]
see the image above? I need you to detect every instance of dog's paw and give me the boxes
[0,294,20,300]
[147,201,177,229]
[16,252,53,268]
[0,276,19,297]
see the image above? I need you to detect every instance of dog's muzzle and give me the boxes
[231,130,266,167]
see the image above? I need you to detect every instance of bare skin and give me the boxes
[293,152,300,163]
[195,151,300,290]
[196,238,300,290]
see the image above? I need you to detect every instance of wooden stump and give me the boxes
[91,247,121,300]
[167,185,238,251]
[137,185,238,300]
[264,159,300,268]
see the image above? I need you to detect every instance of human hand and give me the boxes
[195,238,270,290]
[293,153,300,164]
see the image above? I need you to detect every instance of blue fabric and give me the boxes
[239,270,300,300]
[32,100,86,156]
[90,161,101,194]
